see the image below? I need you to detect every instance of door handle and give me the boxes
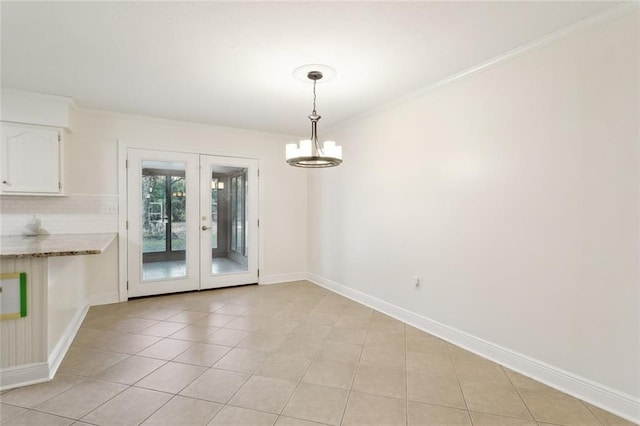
[202,225,211,231]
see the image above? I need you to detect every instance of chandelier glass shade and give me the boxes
[286,70,342,168]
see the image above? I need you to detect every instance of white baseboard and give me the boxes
[48,304,89,377]
[87,291,120,306]
[0,362,50,390]
[1,304,88,391]
[308,273,640,424]
[260,272,307,285]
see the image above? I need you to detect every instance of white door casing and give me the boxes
[125,147,259,297]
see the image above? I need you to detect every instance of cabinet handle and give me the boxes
[202,225,211,231]
[2,180,9,186]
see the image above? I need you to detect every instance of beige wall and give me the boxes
[1,83,308,312]
[47,255,87,353]
[65,108,308,295]
[309,7,639,416]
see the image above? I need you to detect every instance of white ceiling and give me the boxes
[1,1,617,136]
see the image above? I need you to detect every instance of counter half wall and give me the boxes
[0,233,117,390]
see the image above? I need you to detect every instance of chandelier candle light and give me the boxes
[286,69,342,168]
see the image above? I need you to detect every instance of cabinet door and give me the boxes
[1,123,62,194]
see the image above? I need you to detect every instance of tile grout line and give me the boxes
[274,293,348,425]
[445,342,474,426]
[501,365,606,426]
[166,302,255,424]
[501,366,540,425]
[405,324,409,426]
[76,381,135,424]
[140,296,249,425]
[582,402,608,426]
[76,299,223,425]
[13,407,79,424]
[337,305,374,426]
[210,291,339,425]
[202,371,253,424]
[73,299,199,424]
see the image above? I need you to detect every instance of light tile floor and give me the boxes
[143,258,246,281]
[0,281,635,426]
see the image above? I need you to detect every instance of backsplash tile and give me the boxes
[0,195,118,214]
[0,194,118,235]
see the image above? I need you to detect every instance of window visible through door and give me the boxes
[141,161,188,280]
[207,166,249,274]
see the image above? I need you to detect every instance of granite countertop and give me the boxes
[0,233,117,258]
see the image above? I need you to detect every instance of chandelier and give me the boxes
[286,69,342,168]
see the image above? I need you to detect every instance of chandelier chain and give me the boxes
[310,79,322,153]
[312,80,317,115]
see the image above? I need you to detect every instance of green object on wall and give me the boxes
[20,272,27,317]
[0,272,27,320]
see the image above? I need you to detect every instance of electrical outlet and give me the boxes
[104,199,118,215]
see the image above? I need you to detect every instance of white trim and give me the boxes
[0,305,88,391]
[327,3,638,134]
[62,193,119,198]
[83,107,296,140]
[0,88,76,132]
[118,140,263,163]
[87,291,120,306]
[1,87,74,105]
[308,273,640,425]
[257,162,264,292]
[47,305,88,378]
[0,362,49,390]
[259,272,307,285]
[117,140,128,302]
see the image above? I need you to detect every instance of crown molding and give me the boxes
[328,3,638,134]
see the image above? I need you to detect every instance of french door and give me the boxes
[127,148,258,297]
[199,155,258,289]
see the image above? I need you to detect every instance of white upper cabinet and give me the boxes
[0,89,73,196]
[1,123,63,195]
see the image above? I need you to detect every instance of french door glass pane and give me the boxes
[141,160,187,281]
[209,165,248,275]
[142,174,166,253]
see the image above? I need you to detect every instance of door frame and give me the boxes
[117,140,263,302]
[199,155,259,289]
